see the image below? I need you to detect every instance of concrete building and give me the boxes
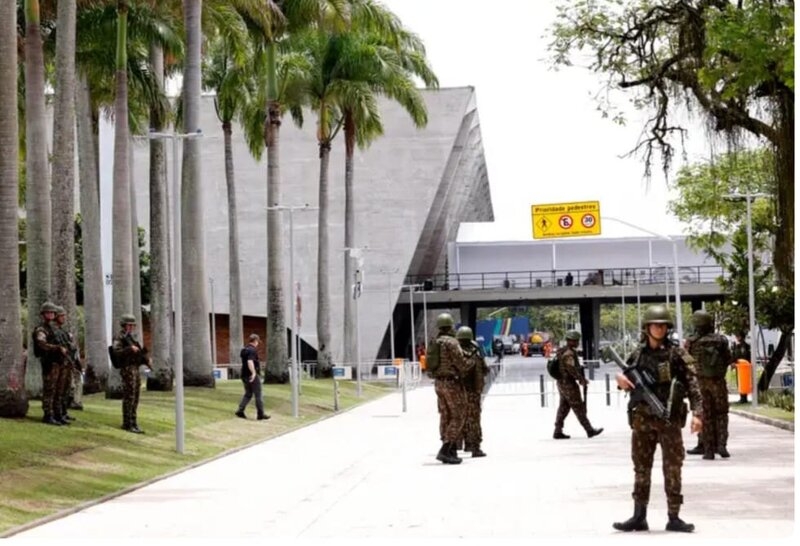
[130,87,493,365]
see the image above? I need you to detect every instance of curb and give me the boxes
[730,409,794,432]
[0,391,391,538]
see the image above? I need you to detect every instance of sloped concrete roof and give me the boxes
[131,86,493,363]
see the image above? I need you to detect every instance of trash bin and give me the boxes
[735,359,752,402]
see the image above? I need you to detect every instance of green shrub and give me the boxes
[761,389,794,413]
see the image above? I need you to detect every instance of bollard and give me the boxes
[605,374,611,406]
[540,374,546,407]
[333,379,340,412]
[402,362,408,413]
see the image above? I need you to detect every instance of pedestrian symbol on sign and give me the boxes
[581,214,596,228]
[540,218,549,232]
[558,215,573,229]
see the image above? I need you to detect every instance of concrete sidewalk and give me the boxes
[9,381,795,540]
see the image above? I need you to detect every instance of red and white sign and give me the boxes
[558,215,573,229]
[581,213,596,228]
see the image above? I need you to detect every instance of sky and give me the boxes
[381,0,719,242]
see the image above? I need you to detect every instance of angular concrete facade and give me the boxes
[130,87,493,364]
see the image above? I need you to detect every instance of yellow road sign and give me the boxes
[531,201,601,239]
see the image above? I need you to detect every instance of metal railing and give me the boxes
[405,265,725,292]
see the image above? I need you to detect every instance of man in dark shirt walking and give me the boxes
[235,334,270,420]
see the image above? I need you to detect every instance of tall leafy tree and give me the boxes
[668,149,793,391]
[0,0,27,418]
[548,0,794,288]
[23,0,54,400]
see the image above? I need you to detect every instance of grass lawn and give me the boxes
[0,378,394,535]
[731,402,794,423]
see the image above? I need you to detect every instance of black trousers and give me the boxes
[237,377,265,416]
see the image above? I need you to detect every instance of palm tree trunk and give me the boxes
[265,42,288,383]
[24,0,53,400]
[342,111,356,373]
[146,44,173,391]
[316,140,333,372]
[108,0,133,399]
[76,74,108,394]
[773,91,794,286]
[50,0,77,342]
[182,0,214,387]
[130,143,143,331]
[223,121,244,367]
[0,0,27,417]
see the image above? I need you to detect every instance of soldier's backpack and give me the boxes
[426,339,442,375]
[108,345,124,369]
[546,353,561,380]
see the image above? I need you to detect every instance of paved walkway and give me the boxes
[9,380,795,540]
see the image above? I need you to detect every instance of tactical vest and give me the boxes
[688,333,726,378]
[628,345,677,408]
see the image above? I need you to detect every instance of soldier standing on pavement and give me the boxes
[685,310,734,459]
[428,313,471,465]
[32,301,69,425]
[553,330,603,440]
[53,306,79,422]
[613,305,704,533]
[112,314,150,434]
[456,326,489,458]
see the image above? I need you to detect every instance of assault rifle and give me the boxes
[600,346,669,421]
[124,333,152,370]
[53,327,82,371]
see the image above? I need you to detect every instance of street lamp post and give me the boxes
[267,204,317,417]
[209,277,216,366]
[726,190,768,407]
[422,290,429,352]
[621,284,627,355]
[603,216,683,341]
[146,129,203,455]
[635,277,642,334]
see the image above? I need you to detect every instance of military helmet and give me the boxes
[692,309,713,329]
[456,326,474,341]
[119,313,137,326]
[436,313,455,330]
[54,305,66,316]
[565,329,581,341]
[643,305,674,328]
[40,301,58,314]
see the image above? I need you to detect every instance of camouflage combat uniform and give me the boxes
[460,340,489,451]
[624,343,703,516]
[111,329,148,432]
[432,332,470,444]
[554,346,595,435]
[32,319,67,424]
[686,332,733,458]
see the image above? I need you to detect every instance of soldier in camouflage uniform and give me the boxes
[456,326,489,458]
[429,313,471,464]
[53,306,81,421]
[685,310,734,460]
[553,330,603,439]
[32,301,69,425]
[111,314,150,434]
[613,305,704,533]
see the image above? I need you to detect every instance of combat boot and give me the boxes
[587,427,604,438]
[702,450,715,460]
[686,442,704,455]
[665,514,694,532]
[717,445,731,458]
[553,431,570,439]
[128,423,145,434]
[435,443,461,465]
[42,415,62,426]
[447,443,463,463]
[470,447,487,458]
[612,503,649,532]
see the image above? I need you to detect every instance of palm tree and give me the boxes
[50,0,78,348]
[239,0,346,383]
[108,0,134,399]
[203,28,258,368]
[181,0,215,386]
[24,0,54,400]
[75,72,108,394]
[0,0,27,418]
[338,7,438,369]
